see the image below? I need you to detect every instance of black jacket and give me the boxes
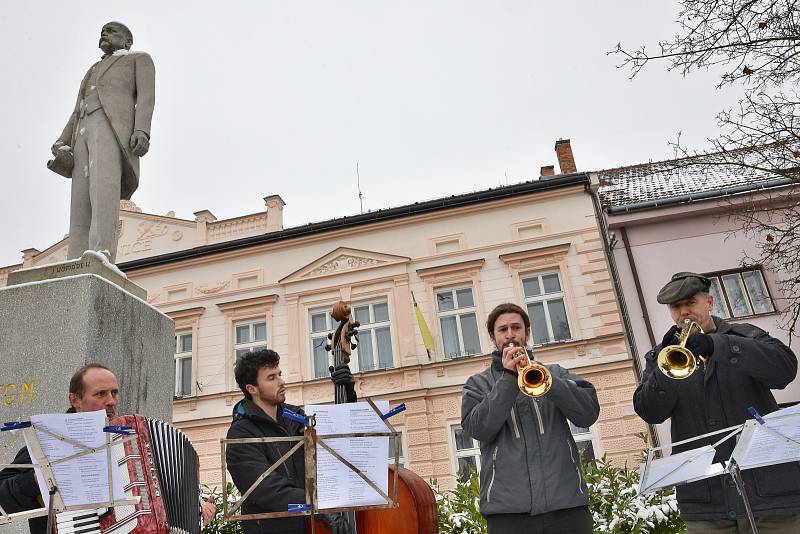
[0,446,45,534]
[225,398,307,534]
[634,316,800,521]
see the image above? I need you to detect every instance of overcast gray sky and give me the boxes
[0,1,744,267]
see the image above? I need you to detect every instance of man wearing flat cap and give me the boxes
[634,272,800,532]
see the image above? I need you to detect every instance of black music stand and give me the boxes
[220,399,402,534]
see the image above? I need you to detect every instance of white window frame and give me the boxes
[451,424,481,483]
[706,267,775,319]
[436,286,482,359]
[521,271,573,345]
[174,331,193,397]
[351,300,394,372]
[309,308,335,379]
[234,319,268,368]
[568,422,600,462]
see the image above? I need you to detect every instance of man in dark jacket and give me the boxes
[461,303,600,534]
[0,363,120,534]
[634,272,800,533]
[226,349,354,534]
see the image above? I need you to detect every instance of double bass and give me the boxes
[307,301,438,534]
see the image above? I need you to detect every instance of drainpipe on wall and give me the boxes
[619,227,656,349]
[586,176,660,448]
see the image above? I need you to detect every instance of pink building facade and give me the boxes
[593,158,800,446]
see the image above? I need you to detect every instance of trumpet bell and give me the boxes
[518,363,552,397]
[657,345,697,380]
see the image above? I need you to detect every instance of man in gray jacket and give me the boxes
[634,272,800,533]
[461,303,600,534]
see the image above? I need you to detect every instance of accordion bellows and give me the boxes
[56,415,200,534]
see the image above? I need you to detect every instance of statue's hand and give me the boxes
[130,131,150,157]
[51,141,65,157]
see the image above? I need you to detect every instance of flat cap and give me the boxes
[657,272,711,304]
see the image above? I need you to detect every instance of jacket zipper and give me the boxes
[510,407,521,438]
[567,439,584,494]
[532,398,545,435]
[486,446,499,503]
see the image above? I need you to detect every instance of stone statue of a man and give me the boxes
[49,22,155,263]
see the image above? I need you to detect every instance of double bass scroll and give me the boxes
[307,301,438,534]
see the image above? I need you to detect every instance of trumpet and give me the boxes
[509,342,552,397]
[657,319,707,380]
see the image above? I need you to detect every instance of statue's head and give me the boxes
[99,21,133,55]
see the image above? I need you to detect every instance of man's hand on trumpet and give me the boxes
[501,342,529,375]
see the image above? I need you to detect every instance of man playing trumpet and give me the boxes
[634,272,800,532]
[461,303,599,533]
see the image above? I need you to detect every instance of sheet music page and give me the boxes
[24,410,125,507]
[639,445,724,494]
[304,401,389,510]
[731,413,800,470]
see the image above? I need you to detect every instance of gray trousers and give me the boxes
[68,108,122,263]
[685,514,800,533]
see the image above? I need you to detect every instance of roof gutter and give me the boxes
[120,173,588,271]
[606,177,796,214]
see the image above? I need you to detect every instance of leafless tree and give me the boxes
[613,0,800,338]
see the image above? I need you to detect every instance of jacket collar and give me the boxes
[491,349,504,373]
[94,54,124,83]
[232,397,282,425]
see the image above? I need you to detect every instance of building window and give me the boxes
[174,332,192,397]
[310,301,394,377]
[352,301,394,371]
[388,431,405,468]
[706,268,775,319]
[437,287,481,359]
[569,422,597,461]
[234,320,267,368]
[310,309,334,379]
[452,425,481,483]
[522,272,572,345]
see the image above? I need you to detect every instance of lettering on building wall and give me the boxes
[120,239,153,257]
[1,381,36,407]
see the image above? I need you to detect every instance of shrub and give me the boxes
[583,455,685,533]
[432,448,685,534]
[433,471,487,534]
[202,483,243,534]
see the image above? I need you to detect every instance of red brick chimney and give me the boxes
[540,165,555,177]
[555,139,577,174]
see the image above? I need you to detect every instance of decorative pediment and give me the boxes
[280,247,410,283]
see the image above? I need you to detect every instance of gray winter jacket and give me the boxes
[461,351,600,517]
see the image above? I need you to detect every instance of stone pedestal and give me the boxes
[6,251,147,299]
[0,273,174,421]
[0,274,174,533]
[0,273,174,492]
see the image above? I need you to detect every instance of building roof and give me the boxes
[119,173,588,271]
[596,144,798,211]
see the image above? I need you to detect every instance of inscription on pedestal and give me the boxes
[7,253,146,299]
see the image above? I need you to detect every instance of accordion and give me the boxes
[56,415,200,534]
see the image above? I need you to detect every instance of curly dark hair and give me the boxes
[235,349,280,399]
[485,302,530,334]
